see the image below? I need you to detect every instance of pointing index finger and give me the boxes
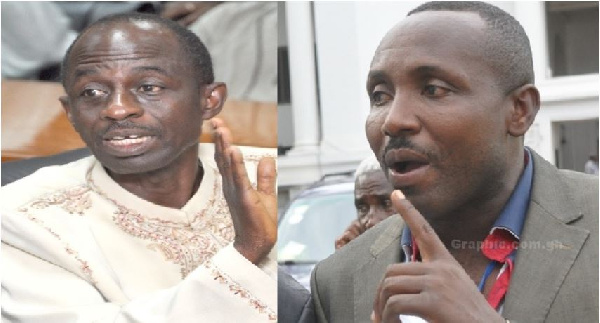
[390,190,450,261]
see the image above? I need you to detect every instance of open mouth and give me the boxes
[391,161,429,174]
[384,148,431,187]
[101,132,157,157]
[105,135,152,146]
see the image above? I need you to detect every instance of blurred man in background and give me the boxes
[335,155,395,249]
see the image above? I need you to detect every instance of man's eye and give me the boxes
[357,204,369,215]
[422,84,451,97]
[139,84,163,93]
[371,91,392,106]
[383,199,393,210]
[81,89,106,97]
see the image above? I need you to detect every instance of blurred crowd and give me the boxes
[1,1,276,102]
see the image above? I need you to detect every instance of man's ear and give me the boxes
[506,84,540,137]
[59,95,74,125]
[201,82,227,120]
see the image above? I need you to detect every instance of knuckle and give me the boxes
[384,294,406,319]
[384,264,397,275]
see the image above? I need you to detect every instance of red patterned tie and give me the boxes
[481,229,518,309]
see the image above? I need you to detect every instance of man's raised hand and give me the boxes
[372,191,504,323]
[335,219,365,249]
[212,118,277,265]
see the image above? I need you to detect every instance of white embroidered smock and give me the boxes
[1,143,277,322]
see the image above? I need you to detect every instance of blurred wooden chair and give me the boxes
[1,80,277,162]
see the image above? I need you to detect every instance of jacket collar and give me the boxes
[502,150,589,320]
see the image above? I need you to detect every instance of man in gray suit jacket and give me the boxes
[310,2,598,322]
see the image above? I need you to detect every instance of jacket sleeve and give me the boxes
[310,263,330,323]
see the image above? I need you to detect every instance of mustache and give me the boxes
[100,121,161,136]
[382,137,435,161]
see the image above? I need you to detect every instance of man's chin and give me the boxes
[396,191,436,219]
[98,154,161,176]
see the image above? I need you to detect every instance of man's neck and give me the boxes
[107,149,203,209]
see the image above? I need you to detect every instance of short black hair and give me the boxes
[409,1,534,93]
[61,13,214,88]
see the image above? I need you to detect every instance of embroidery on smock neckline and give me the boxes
[87,151,269,278]
[26,185,92,215]
[25,214,96,284]
[206,260,277,321]
[89,168,234,278]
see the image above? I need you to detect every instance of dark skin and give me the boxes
[60,21,276,265]
[334,219,363,250]
[335,169,395,249]
[365,11,539,322]
[355,170,396,230]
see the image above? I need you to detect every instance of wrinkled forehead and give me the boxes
[355,170,393,192]
[372,11,487,65]
[67,20,181,66]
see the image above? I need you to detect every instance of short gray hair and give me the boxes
[355,154,383,178]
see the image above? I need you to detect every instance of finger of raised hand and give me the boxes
[383,262,431,278]
[229,146,254,192]
[160,3,189,19]
[379,275,424,307]
[334,235,348,250]
[180,10,203,26]
[212,118,231,169]
[348,224,362,237]
[212,118,233,151]
[344,229,358,242]
[350,219,366,235]
[212,118,237,189]
[390,190,450,261]
[376,267,424,322]
[256,157,277,222]
[382,294,426,323]
[335,231,351,248]
[257,157,276,196]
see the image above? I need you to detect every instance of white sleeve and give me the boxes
[2,242,277,323]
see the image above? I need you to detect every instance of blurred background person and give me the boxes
[1,2,157,80]
[335,155,396,249]
[187,1,276,102]
[2,1,276,103]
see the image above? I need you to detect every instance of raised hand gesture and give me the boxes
[372,191,505,323]
[212,118,277,264]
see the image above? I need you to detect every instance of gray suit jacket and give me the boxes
[310,151,598,322]
[279,268,317,323]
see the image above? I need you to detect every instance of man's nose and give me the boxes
[100,92,143,121]
[365,217,375,229]
[382,93,421,137]
[366,207,390,229]
[365,210,378,229]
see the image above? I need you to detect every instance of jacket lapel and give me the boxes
[348,152,590,322]
[503,152,590,321]
[353,216,403,323]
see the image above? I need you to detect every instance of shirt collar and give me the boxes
[489,148,533,240]
[401,148,534,257]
